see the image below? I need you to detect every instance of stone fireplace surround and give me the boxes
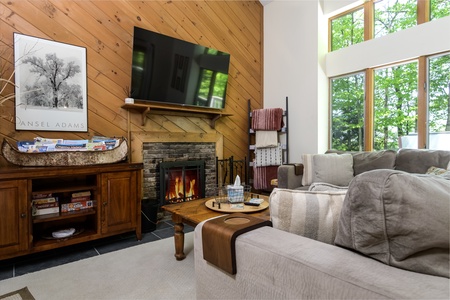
[131,132,224,204]
[143,142,216,204]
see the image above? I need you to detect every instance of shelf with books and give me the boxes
[32,228,99,250]
[0,162,142,261]
[31,185,98,197]
[32,208,96,224]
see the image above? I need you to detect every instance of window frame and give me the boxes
[328,0,447,150]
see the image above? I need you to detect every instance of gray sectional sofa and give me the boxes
[277,148,450,190]
[195,149,450,299]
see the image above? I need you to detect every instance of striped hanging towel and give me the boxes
[251,108,284,131]
[253,163,278,190]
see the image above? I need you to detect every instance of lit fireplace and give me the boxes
[160,160,205,204]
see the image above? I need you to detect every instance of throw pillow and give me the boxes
[335,169,450,278]
[426,166,448,175]
[313,153,354,186]
[269,188,347,245]
[301,153,344,186]
[301,154,315,186]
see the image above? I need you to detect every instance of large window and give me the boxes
[374,0,417,38]
[374,61,418,149]
[427,53,450,149]
[330,0,450,52]
[330,8,364,52]
[330,74,365,151]
[329,0,450,150]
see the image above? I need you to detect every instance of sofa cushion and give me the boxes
[269,188,347,245]
[335,169,450,278]
[313,153,354,186]
[308,182,349,192]
[352,150,396,175]
[301,153,353,186]
[396,148,450,173]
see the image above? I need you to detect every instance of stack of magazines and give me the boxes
[17,136,120,153]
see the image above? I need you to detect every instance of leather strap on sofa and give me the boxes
[202,213,272,274]
[293,163,304,175]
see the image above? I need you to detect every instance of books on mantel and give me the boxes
[32,195,60,216]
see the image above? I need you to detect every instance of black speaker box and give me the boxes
[141,198,159,233]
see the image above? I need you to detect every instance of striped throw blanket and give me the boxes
[253,164,278,190]
[269,188,347,245]
[251,108,284,131]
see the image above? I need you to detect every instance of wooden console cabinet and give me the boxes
[0,163,143,260]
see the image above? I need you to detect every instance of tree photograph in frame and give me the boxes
[14,33,88,132]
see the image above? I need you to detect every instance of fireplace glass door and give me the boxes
[160,160,205,205]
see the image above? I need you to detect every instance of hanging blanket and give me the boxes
[255,131,278,148]
[254,144,282,167]
[253,164,279,190]
[251,108,284,131]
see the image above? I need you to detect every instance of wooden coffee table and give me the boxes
[162,195,270,260]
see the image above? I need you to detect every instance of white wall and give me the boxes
[326,16,450,76]
[263,0,450,162]
[263,0,328,162]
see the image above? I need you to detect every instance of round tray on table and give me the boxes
[204,199,269,213]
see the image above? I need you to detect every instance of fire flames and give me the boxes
[165,176,198,203]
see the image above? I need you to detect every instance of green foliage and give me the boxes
[374,62,418,150]
[374,0,417,38]
[428,54,450,132]
[331,8,364,52]
[431,0,450,20]
[331,74,365,151]
[330,1,450,150]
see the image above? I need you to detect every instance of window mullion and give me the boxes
[365,68,374,151]
[417,0,430,24]
[364,0,374,41]
[417,56,427,148]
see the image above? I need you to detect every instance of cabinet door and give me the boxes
[0,180,29,257]
[101,171,138,234]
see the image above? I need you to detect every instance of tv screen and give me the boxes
[130,26,230,110]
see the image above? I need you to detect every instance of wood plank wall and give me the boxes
[0,0,263,166]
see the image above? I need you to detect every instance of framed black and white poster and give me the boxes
[14,33,88,132]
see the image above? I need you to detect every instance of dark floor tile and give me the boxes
[94,235,143,254]
[185,224,195,233]
[155,220,173,230]
[139,232,164,243]
[0,265,13,281]
[154,223,193,235]
[152,227,176,239]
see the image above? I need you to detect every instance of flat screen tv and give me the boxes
[130,26,230,110]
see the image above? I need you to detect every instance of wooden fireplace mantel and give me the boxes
[121,102,232,129]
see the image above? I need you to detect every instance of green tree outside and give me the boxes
[330,0,450,151]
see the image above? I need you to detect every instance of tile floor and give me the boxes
[0,215,194,281]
